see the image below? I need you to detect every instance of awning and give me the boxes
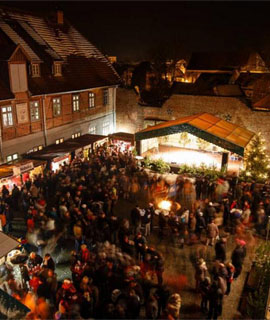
[135,112,256,156]
[0,232,20,259]
[24,134,108,161]
[109,132,135,145]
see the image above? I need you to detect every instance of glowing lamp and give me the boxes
[158,200,172,211]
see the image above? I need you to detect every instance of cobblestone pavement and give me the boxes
[113,192,261,320]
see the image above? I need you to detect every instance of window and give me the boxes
[52,97,61,117]
[102,121,110,135]
[103,89,109,106]
[72,132,81,139]
[56,138,64,144]
[89,92,95,108]
[89,126,96,134]
[6,153,18,163]
[54,62,62,76]
[28,145,43,153]
[31,64,40,77]
[72,94,80,112]
[2,106,13,127]
[30,101,40,121]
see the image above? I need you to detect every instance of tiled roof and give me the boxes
[172,73,235,96]
[0,8,120,97]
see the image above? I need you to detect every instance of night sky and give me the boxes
[3,1,270,62]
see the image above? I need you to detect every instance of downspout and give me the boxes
[42,95,48,146]
[113,87,117,132]
[0,120,3,163]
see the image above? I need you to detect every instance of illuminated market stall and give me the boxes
[0,159,46,192]
[135,112,256,174]
[25,134,108,171]
[108,132,135,151]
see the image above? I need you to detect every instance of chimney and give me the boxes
[57,10,64,25]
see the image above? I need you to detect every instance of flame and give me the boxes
[158,200,172,211]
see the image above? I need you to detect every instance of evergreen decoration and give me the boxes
[240,133,270,182]
[143,156,171,174]
[246,242,270,319]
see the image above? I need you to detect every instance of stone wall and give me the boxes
[116,88,270,152]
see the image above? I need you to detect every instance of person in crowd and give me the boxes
[231,239,247,279]
[195,258,208,292]
[206,218,219,246]
[130,204,142,236]
[199,277,211,314]
[215,236,227,262]
[41,253,55,271]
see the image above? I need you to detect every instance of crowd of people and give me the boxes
[0,144,269,319]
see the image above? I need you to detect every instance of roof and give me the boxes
[172,73,242,97]
[25,134,107,160]
[0,8,120,97]
[214,84,243,97]
[135,113,256,156]
[253,95,270,111]
[0,232,19,258]
[0,288,30,318]
[187,52,251,71]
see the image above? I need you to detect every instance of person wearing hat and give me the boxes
[231,239,246,279]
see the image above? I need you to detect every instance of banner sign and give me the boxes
[16,103,29,124]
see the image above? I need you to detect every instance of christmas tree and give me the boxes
[242,133,270,181]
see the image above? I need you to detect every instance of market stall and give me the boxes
[109,132,135,151]
[0,159,46,192]
[25,134,108,171]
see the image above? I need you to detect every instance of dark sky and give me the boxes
[4,1,270,62]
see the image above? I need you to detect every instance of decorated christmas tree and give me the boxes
[242,133,270,181]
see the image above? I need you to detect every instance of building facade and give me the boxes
[0,8,119,163]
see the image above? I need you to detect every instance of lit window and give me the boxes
[6,153,18,163]
[56,138,64,144]
[89,126,96,134]
[52,97,61,117]
[103,89,109,106]
[89,92,95,108]
[30,101,40,121]
[31,64,40,77]
[54,62,62,76]
[72,132,81,139]
[2,106,13,127]
[72,94,80,112]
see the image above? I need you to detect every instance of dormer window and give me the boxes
[54,62,62,77]
[31,63,40,77]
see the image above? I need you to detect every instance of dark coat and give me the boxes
[215,240,226,262]
[231,245,246,267]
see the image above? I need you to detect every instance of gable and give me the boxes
[9,46,28,62]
